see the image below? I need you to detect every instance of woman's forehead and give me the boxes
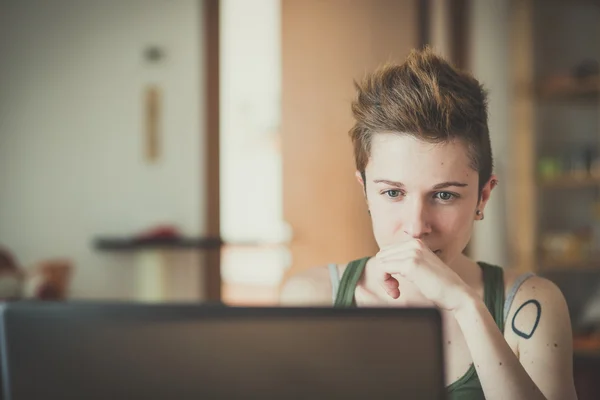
[366,133,476,183]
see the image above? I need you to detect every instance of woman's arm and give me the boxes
[454,276,577,400]
[374,239,577,399]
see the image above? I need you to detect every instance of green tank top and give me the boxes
[333,256,505,400]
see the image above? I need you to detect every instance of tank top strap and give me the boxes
[478,261,505,332]
[333,256,370,307]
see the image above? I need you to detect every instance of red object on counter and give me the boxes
[134,225,181,240]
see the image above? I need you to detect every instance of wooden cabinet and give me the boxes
[510,0,600,275]
[510,2,600,397]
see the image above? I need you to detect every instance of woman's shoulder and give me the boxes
[493,264,568,337]
[497,264,546,301]
[501,267,567,324]
[477,261,536,298]
[278,262,350,306]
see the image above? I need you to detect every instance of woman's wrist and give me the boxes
[452,286,483,321]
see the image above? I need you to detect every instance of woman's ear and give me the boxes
[356,170,370,215]
[355,170,367,196]
[476,174,498,216]
[355,170,365,187]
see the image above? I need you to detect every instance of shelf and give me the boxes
[538,175,600,189]
[537,75,599,101]
[540,258,600,272]
[94,236,223,251]
[223,240,289,249]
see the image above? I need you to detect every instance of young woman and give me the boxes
[280,48,578,400]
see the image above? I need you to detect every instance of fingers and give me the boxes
[374,253,420,277]
[381,274,400,299]
[379,237,428,253]
[372,241,430,301]
[355,274,400,307]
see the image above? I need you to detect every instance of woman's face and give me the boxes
[359,133,495,265]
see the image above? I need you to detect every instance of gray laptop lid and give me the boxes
[0,302,445,400]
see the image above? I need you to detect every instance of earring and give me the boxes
[476,210,484,220]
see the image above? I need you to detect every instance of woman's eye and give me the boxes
[435,192,455,201]
[384,190,401,198]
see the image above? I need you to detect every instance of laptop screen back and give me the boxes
[0,303,445,400]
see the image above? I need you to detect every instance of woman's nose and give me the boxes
[402,200,432,239]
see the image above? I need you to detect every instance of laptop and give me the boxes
[0,302,445,399]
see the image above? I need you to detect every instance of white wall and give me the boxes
[469,0,510,268]
[0,0,206,299]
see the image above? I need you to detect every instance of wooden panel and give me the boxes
[203,0,221,301]
[448,0,470,69]
[281,0,419,277]
[509,0,537,273]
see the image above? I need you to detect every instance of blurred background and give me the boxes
[1,0,600,395]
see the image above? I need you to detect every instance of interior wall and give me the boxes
[0,0,206,300]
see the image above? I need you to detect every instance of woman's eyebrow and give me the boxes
[373,179,404,187]
[373,180,469,189]
[432,181,468,190]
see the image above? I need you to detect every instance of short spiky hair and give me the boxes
[350,47,492,193]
